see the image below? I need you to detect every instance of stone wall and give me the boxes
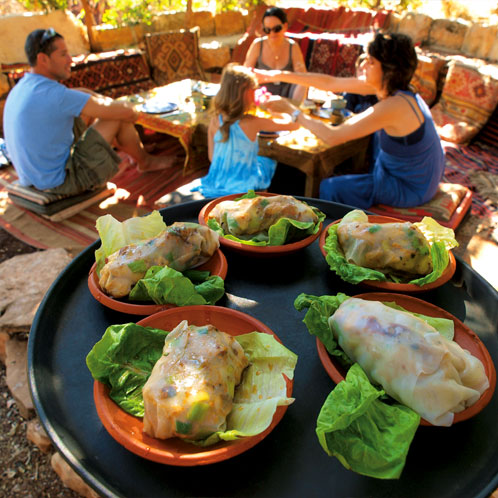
[393,11,498,62]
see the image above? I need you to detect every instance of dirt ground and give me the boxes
[0,227,80,498]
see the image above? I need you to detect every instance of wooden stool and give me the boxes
[4,180,114,222]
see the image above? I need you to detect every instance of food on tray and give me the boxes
[330,297,489,427]
[206,191,325,246]
[143,320,249,440]
[294,292,494,479]
[337,213,432,276]
[86,319,297,447]
[323,209,458,285]
[99,222,219,298]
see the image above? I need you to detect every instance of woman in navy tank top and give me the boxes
[254,32,445,209]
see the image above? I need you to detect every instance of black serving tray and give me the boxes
[28,198,498,498]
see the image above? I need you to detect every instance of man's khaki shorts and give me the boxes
[46,118,121,195]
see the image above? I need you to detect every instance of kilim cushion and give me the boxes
[369,182,472,229]
[410,54,445,107]
[144,27,206,86]
[65,50,155,98]
[431,60,498,144]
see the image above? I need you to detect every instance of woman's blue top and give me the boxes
[194,115,276,197]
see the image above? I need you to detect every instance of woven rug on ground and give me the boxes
[0,149,208,255]
[442,140,498,264]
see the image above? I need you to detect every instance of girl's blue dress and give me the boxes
[319,91,445,209]
[193,115,276,197]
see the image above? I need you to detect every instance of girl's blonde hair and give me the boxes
[212,63,258,142]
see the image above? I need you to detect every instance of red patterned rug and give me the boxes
[0,147,207,255]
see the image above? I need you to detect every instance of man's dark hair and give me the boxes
[262,6,288,24]
[368,32,418,96]
[25,28,63,66]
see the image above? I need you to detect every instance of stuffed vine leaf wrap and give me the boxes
[329,298,490,426]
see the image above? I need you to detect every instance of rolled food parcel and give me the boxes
[337,210,433,276]
[209,194,319,237]
[329,298,490,426]
[142,320,249,440]
[99,222,219,298]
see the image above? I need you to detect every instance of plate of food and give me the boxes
[198,191,325,257]
[139,101,179,114]
[88,305,297,465]
[319,209,457,292]
[308,292,496,427]
[88,213,227,315]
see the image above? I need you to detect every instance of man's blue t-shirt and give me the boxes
[3,73,91,190]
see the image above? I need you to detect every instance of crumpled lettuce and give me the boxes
[316,363,420,479]
[323,210,458,286]
[86,323,297,446]
[295,292,455,479]
[128,267,225,306]
[95,211,167,274]
[207,190,326,246]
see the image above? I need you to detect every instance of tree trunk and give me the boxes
[79,0,96,52]
[186,0,192,28]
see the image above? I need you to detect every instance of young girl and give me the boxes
[193,63,299,197]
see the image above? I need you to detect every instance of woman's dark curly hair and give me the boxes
[367,32,418,96]
[262,6,288,24]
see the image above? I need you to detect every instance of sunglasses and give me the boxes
[263,24,283,34]
[39,28,57,50]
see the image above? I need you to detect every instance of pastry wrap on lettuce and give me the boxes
[207,191,325,246]
[94,212,224,306]
[143,321,249,440]
[295,292,491,478]
[86,321,297,447]
[323,209,458,285]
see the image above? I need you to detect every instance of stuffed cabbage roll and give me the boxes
[143,320,249,440]
[337,210,432,276]
[99,222,219,298]
[329,298,490,426]
[209,194,318,237]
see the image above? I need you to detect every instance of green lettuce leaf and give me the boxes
[86,323,168,417]
[207,190,326,246]
[316,363,420,479]
[86,324,297,446]
[323,211,458,286]
[95,211,167,275]
[128,266,225,306]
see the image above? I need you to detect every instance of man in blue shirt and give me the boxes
[3,28,173,194]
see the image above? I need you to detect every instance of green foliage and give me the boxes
[18,0,68,13]
[216,0,260,14]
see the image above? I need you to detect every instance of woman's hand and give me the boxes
[261,96,298,116]
[252,68,281,84]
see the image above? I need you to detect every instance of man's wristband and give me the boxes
[291,109,302,122]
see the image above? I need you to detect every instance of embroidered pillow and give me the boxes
[431,60,498,144]
[410,54,443,107]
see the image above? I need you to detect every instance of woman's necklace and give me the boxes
[267,40,285,64]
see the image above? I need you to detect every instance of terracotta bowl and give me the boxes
[319,215,456,292]
[93,305,293,465]
[88,249,228,315]
[198,192,322,257]
[316,292,497,426]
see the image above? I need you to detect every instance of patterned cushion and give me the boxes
[144,27,206,86]
[431,60,498,144]
[369,183,472,229]
[65,49,154,98]
[308,38,362,77]
[410,54,445,107]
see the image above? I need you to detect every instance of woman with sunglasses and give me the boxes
[244,7,307,104]
[254,32,445,210]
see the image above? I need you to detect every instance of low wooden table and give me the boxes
[258,129,370,198]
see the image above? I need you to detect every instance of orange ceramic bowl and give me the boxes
[316,292,497,426]
[88,249,228,315]
[198,192,322,257]
[93,305,293,465]
[319,216,456,293]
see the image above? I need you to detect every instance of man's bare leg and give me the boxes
[90,118,176,172]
